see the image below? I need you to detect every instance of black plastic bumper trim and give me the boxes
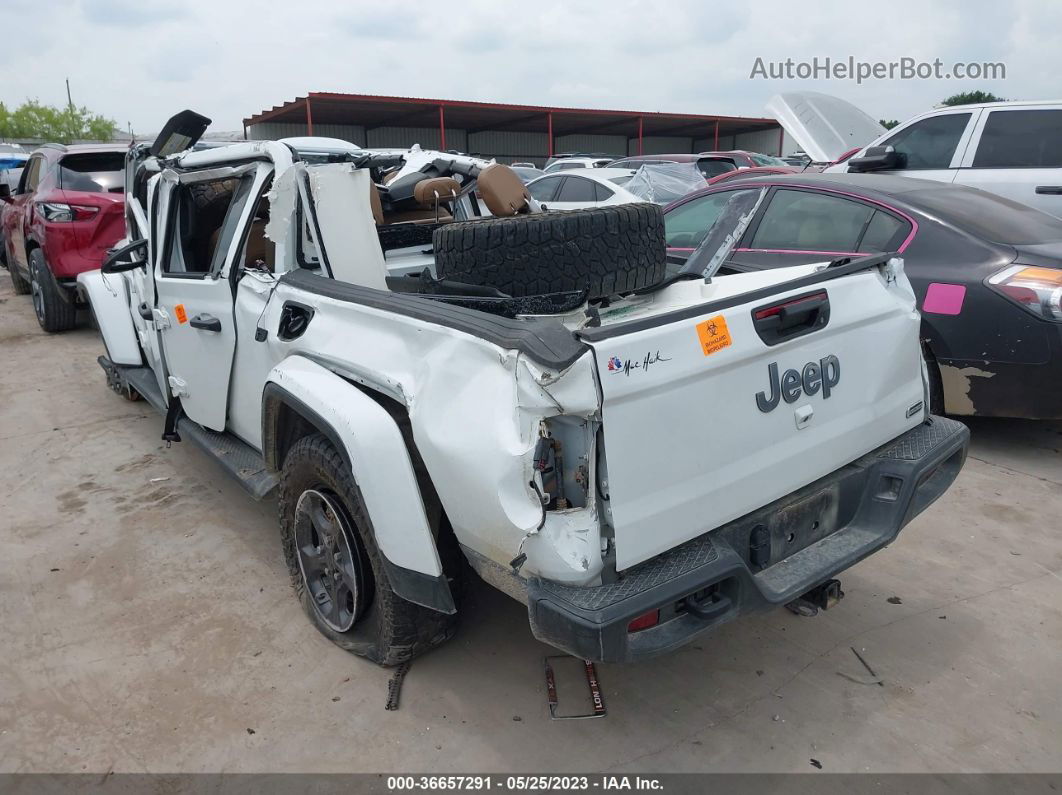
[382,559,457,615]
[527,416,969,662]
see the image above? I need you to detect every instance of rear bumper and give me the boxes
[527,415,969,662]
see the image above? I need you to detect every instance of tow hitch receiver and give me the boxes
[785,579,845,617]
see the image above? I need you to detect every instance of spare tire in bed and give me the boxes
[432,203,666,299]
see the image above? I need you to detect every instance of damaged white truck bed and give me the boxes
[81,119,969,664]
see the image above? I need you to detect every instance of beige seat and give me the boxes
[244,218,274,270]
[369,182,385,225]
[413,177,461,206]
[477,164,531,216]
[206,217,274,271]
[371,177,459,225]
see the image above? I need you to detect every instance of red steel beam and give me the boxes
[638,116,644,155]
[547,111,553,157]
[439,105,446,150]
[305,97,314,135]
[714,120,719,150]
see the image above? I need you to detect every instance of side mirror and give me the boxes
[847,145,903,172]
[101,239,148,273]
[0,183,11,201]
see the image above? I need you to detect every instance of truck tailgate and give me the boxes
[584,264,925,570]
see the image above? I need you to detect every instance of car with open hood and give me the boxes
[770,91,1062,218]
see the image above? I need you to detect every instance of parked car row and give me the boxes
[538,149,798,177]
[6,94,1062,421]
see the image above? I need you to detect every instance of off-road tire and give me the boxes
[29,248,76,332]
[278,433,456,665]
[7,244,30,294]
[433,203,666,299]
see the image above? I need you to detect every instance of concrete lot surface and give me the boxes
[0,277,1059,774]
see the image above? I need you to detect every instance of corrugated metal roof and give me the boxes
[245,92,777,139]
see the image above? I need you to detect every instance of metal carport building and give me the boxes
[243,93,788,166]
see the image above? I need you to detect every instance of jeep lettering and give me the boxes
[755,355,841,413]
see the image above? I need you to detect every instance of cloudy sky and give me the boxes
[2,0,1056,135]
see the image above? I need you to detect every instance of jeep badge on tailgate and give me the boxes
[756,355,840,413]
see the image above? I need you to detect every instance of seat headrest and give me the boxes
[413,177,461,204]
[477,164,531,217]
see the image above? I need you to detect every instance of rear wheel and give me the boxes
[29,248,77,332]
[277,433,456,665]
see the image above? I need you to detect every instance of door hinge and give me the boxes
[167,375,189,398]
[152,307,171,329]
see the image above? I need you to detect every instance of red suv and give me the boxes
[1,143,128,331]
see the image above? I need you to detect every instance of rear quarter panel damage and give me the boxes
[266,279,606,586]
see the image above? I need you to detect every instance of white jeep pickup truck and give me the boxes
[81,112,969,665]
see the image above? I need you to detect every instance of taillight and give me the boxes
[627,609,659,633]
[37,202,100,222]
[988,265,1062,321]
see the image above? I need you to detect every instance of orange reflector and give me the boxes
[627,609,660,633]
[1008,266,1062,286]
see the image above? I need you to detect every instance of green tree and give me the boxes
[941,90,1006,107]
[0,99,117,143]
[879,119,900,130]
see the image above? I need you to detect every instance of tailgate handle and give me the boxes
[751,290,830,346]
[1035,185,1062,195]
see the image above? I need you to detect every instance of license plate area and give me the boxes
[714,481,846,572]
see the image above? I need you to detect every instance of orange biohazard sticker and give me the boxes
[174,304,188,325]
[695,314,732,356]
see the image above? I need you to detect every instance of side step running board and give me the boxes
[176,418,278,500]
[101,358,278,500]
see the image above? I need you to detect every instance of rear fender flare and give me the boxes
[261,356,453,613]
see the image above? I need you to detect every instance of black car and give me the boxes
[663,173,1062,419]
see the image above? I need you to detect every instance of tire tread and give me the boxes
[433,203,666,299]
[277,433,455,666]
